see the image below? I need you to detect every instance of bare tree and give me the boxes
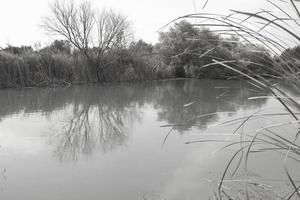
[96,9,131,63]
[42,1,93,58]
[42,0,131,65]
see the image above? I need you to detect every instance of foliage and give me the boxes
[157,21,212,77]
[156,20,276,79]
[0,39,172,88]
[1,1,295,88]
[129,40,154,55]
[3,45,33,55]
[41,40,72,54]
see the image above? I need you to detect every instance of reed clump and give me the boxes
[0,44,172,88]
[170,0,300,199]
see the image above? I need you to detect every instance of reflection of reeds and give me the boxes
[174,0,300,199]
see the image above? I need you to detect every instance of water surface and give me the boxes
[0,79,298,200]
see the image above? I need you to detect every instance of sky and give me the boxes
[0,0,280,47]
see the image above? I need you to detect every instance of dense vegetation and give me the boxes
[0,19,282,88]
[156,21,276,79]
[0,0,287,89]
[0,40,172,88]
[0,0,294,89]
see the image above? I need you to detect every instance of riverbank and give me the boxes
[0,49,176,89]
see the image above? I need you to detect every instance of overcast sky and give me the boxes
[0,0,283,47]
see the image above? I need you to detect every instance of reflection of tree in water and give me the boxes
[154,79,268,132]
[0,80,268,161]
[49,86,143,162]
[53,106,96,161]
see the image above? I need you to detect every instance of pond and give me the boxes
[0,79,298,200]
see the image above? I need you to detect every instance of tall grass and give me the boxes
[0,49,172,88]
[171,0,300,199]
[0,51,89,88]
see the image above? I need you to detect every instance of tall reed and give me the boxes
[0,49,171,88]
[172,0,300,199]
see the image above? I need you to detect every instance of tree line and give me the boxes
[0,0,294,88]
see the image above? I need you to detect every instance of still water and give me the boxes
[0,79,298,200]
